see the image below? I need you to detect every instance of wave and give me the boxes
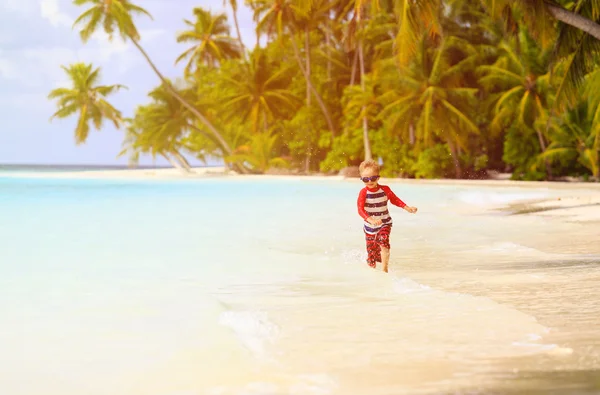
[457,190,551,206]
[478,241,551,255]
[218,310,280,361]
[337,248,560,359]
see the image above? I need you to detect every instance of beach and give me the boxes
[1,168,599,395]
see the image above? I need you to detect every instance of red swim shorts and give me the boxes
[364,225,391,267]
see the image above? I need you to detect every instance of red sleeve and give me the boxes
[381,185,406,208]
[357,188,370,220]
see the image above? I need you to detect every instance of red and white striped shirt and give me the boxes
[357,185,406,234]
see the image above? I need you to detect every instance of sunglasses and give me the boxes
[360,175,380,183]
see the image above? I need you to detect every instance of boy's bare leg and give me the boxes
[381,248,390,272]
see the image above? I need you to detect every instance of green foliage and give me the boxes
[371,130,417,178]
[320,128,365,172]
[61,0,600,181]
[413,144,454,179]
[48,63,125,145]
[225,130,289,173]
[503,126,547,180]
[175,7,242,74]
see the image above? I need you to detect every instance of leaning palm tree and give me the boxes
[124,105,194,172]
[225,129,290,174]
[480,0,600,109]
[388,0,600,105]
[129,82,229,171]
[71,0,242,169]
[175,7,242,75]
[48,62,125,144]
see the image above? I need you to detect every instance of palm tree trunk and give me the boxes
[325,28,332,80]
[535,127,554,179]
[289,32,337,135]
[187,124,237,173]
[305,28,311,107]
[305,27,312,173]
[161,153,188,173]
[231,4,247,59]
[304,149,311,173]
[129,37,248,174]
[172,149,194,172]
[545,2,600,41]
[448,142,462,178]
[350,50,358,86]
[358,40,372,161]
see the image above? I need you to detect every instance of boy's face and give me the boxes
[360,167,380,188]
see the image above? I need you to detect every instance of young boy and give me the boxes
[356,160,417,272]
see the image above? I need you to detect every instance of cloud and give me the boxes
[0,32,13,45]
[0,55,16,80]
[0,92,52,112]
[0,0,37,15]
[0,26,166,87]
[40,0,72,28]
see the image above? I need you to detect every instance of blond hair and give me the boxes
[359,159,380,174]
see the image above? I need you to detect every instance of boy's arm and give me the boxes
[381,185,406,208]
[357,188,370,220]
[382,185,417,213]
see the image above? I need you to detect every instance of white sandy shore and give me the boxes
[4,166,600,221]
[3,166,600,187]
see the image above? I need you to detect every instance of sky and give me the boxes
[0,0,257,166]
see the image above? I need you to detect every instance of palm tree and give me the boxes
[48,63,125,144]
[346,3,399,161]
[118,119,142,168]
[388,0,600,97]
[132,81,233,171]
[223,0,247,58]
[537,101,599,178]
[481,0,600,42]
[586,68,600,156]
[351,0,374,161]
[220,51,301,133]
[225,129,289,173]
[340,71,381,163]
[71,0,242,169]
[478,29,554,161]
[378,35,480,177]
[250,0,337,135]
[119,117,193,172]
[175,7,242,75]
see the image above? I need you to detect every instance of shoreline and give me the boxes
[3,166,600,222]
[2,166,600,190]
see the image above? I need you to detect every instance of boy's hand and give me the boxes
[405,206,418,214]
[367,217,383,225]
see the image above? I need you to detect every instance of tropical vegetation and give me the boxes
[47,0,600,181]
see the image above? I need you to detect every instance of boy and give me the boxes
[356,160,417,272]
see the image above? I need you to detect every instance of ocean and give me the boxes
[1,174,599,395]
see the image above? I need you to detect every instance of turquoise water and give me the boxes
[1,175,598,394]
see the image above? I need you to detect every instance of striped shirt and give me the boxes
[357,185,406,234]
